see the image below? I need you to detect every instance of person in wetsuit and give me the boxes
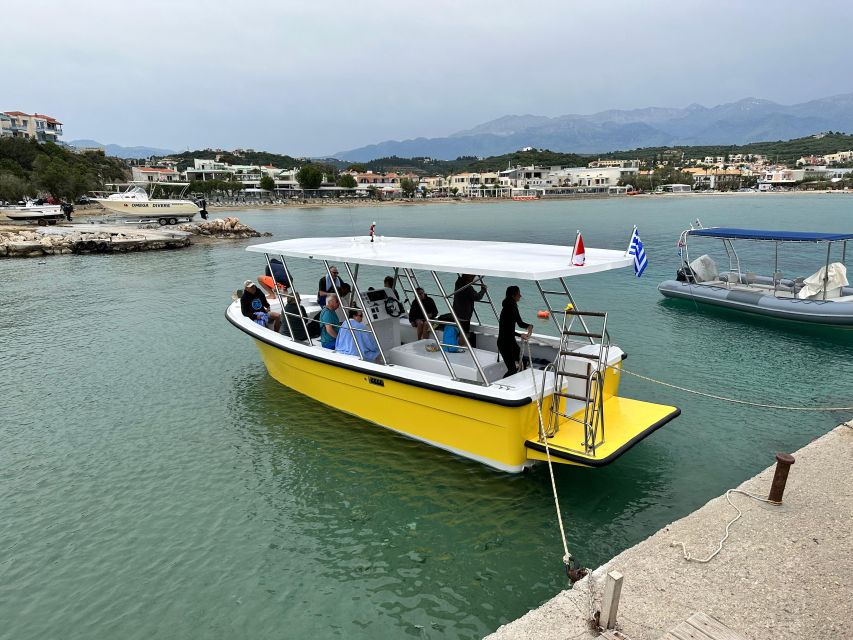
[497,285,533,378]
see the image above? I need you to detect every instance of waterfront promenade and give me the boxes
[486,421,853,640]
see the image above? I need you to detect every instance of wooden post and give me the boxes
[600,570,623,630]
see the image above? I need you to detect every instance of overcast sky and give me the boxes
[5,0,853,156]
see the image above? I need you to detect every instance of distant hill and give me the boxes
[69,139,176,159]
[602,131,853,167]
[334,93,853,161]
[151,149,311,171]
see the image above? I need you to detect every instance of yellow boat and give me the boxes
[227,235,680,473]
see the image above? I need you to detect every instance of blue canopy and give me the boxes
[687,228,853,242]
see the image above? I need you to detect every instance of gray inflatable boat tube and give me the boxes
[658,280,853,325]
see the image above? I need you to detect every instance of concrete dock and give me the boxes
[487,421,853,640]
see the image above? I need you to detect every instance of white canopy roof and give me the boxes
[246,236,633,280]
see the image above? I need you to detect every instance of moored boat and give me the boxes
[227,234,680,473]
[659,225,853,325]
[94,185,204,224]
[1,199,71,224]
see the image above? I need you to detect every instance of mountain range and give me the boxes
[334,93,853,161]
[69,139,176,159]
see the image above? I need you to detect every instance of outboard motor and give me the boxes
[676,262,696,283]
[62,203,74,221]
[196,197,208,220]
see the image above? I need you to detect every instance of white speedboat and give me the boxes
[659,224,853,325]
[94,186,204,224]
[1,200,70,224]
[227,233,680,473]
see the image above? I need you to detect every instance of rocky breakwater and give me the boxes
[177,217,270,239]
[0,227,190,259]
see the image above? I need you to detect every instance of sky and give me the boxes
[5,0,853,157]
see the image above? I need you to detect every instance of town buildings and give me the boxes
[0,111,63,142]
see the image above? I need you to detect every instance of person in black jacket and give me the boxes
[452,273,487,346]
[281,293,309,341]
[497,285,533,378]
[408,287,438,340]
[241,280,281,332]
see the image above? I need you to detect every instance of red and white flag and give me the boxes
[571,232,586,266]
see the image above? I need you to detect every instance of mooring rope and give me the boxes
[620,368,853,411]
[524,340,573,573]
[671,488,775,563]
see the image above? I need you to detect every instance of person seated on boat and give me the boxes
[335,309,381,363]
[319,294,341,350]
[498,286,533,378]
[281,293,309,342]
[318,266,347,307]
[264,258,290,290]
[453,273,487,346]
[241,280,281,332]
[409,287,438,340]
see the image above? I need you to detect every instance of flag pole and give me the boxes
[570,229,580,264]
[625,225,637,256]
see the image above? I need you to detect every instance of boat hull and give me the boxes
[659,280,853,326]
[95,200,199,216]
[244,332,678,472]
[254,338,538,472]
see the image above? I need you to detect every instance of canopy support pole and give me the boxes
[822,243,831,301]
[323,261,365,361]
[344,261,387,365]
[402,268,459,381]
[432,272,490,386]
[274,253,314,346]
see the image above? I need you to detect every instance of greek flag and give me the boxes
[627,227,648,277]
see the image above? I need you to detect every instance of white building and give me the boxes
[757,169,805,191]
[131,167,182,183]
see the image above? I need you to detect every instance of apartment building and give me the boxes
[1,111,63,142]
[588,159,640,169]
[185,158,236,182]
[824,151,853,164]
[131,167,183,183]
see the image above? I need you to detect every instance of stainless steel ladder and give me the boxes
[546,308,611,456]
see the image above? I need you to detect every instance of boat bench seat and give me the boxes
[388,339,506,383]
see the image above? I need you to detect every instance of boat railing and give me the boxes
[545,309,611,456]
[265,253,315,347]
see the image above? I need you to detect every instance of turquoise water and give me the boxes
[1,194,851,639]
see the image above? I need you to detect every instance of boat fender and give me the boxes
[536,310,550,319]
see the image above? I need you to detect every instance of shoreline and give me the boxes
[167,188,853,212]
[1,188,847,221]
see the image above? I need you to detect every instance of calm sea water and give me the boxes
[2,194,851,639]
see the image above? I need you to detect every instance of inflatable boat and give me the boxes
[658,225,853,326]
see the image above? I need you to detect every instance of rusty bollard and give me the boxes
[767,453,795,504]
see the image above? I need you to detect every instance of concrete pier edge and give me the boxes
[486,420,853,640]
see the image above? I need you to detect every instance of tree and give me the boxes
[259,175,275,191]
[336,173,357,189]
[0,172,31,202]
[400,177,417,197]
[346,163,366,173]
[296,165,324,190]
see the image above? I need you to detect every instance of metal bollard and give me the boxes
[767,453,795,504]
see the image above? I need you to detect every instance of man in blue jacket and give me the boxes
[335,309,381,362]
